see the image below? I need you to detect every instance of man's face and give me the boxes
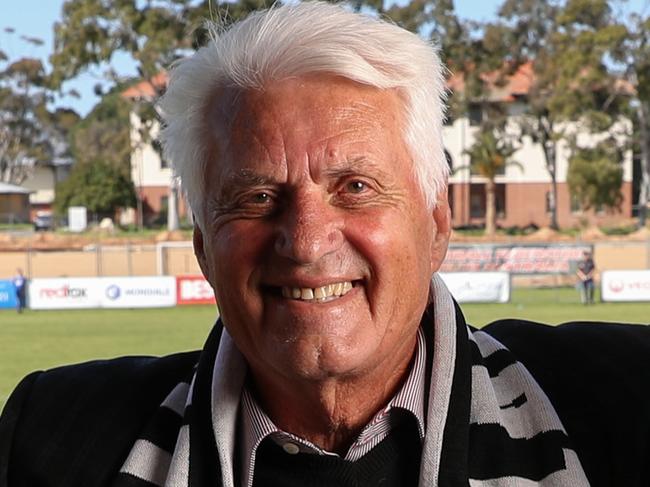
[195,76,450,385]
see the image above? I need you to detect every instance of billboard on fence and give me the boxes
[601,270,650,302]
[100,277,176,308]
[0,280,18,309]
[176,276,216,305]
[29,278,103,310]
[29,277,176,309]
[439,272,510,303]
[441,244,592,274]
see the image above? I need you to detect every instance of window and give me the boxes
[470,183,506,219]
[545,191,554,213]
[468,104,482,126]
[496,184,506,218]
[570,193,582,213]
[444,149,453,170]
[470,184,485,218]
[152,139,169,169]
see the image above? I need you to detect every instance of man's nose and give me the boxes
[274,193,344,264]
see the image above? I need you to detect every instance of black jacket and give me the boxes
[1,319,649,487]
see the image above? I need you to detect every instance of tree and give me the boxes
[609,12,650,227]
[50,0,278,230]
[567,142,623,212]
[0,23,80,186]
[493,0,627,229]
[54,159,136,219]
[0,55,75,185]
[459,128,519,236]
[70,90,131,178]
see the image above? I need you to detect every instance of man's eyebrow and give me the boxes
[222,169,276,187]
[323,157,393,180]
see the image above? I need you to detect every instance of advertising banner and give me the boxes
[29,277,177,309]
[439,272,511,303]
[601,270,650,302]
[441,244,592,275]
[29,278,102,310]
[0,280,18,309]
[100,277,176,308]
[176,276,216,305]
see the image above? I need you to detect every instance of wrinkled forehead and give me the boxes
[204,76,405,137]
[199,76,409,178]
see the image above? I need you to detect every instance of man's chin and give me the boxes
[261,336,380,383]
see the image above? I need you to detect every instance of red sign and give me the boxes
[176,276,216,305]
[441,244,592,274]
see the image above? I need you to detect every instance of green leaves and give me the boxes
[54,158,136,217]
[567,143,623,211]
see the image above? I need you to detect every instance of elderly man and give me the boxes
[1,3,648,487]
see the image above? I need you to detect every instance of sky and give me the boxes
[1,0,649,116]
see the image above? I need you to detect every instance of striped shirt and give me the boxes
[239,327,427,487]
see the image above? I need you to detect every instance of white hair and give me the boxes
[158,1,448,226]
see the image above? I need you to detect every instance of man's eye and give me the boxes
[345,181,367,193]
[251,192,271,204]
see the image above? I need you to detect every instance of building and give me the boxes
[122,72,188,226]
[0,182,31,223]
[124,65,634,229]
[445,62,634,229]
[20,157,74,221]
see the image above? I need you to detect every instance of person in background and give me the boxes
[576,250,595,304]
[12,268,26,313]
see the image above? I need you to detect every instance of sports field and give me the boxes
[1,286,648,410]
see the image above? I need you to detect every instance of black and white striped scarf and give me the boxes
[114,275,589,486]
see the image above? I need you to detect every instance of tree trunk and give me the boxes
[637,101,650,228]
[167,180,179,232]
[485,178,496,237]
[541,128,559,230]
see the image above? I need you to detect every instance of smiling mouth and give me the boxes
[277,281,356,302]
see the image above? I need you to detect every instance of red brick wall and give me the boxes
[450,181,633,229]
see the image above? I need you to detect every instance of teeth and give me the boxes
[280,281,355,301]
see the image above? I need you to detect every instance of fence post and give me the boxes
[127,242,133,276]
[96,243,103,277]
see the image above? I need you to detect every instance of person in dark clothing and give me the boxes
[0,3,648,487]
[577,251,596,304]
[11,268,26,313]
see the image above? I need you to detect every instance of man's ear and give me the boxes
[193,224,211,282]
[430,190,452,274]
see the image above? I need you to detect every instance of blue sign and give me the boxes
[0,280,18,309]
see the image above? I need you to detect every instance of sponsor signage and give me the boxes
[29,278,102,310]
[441,244,592,275]
[100,277,176,308]
[29,277,176,309]
[176,276,216,305]
[0,280,18,309]
[601,270,650,302]
[439,272,511,303]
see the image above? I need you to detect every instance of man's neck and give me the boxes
[248,338,418,454]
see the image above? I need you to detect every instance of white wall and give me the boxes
[130,112,174,188]
[22,166,55,205]
[444,112,633,185]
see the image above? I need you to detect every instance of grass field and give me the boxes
[1,287,648,410]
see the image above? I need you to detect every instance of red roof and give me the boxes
[446,61,534,102]
[121,71,169,100]
[121,60,632,102]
